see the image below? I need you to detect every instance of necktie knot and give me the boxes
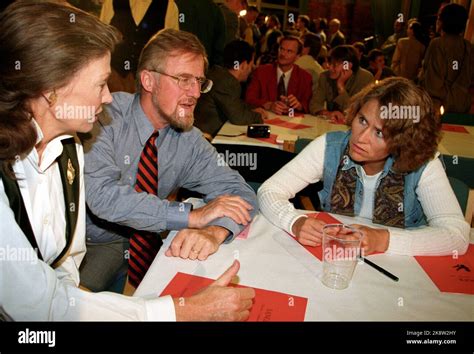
[148,130,159,145]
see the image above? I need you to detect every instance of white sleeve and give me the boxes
[258,134,326,234]
[386,157,470,256]
[0,181,176,321]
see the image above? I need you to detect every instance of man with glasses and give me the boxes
[246,35,312,115]
[81,29,258,294]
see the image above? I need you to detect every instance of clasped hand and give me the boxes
[270,94,302,115]
[292,216,389,255]
[166,195,253,261]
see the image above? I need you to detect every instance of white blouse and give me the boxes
[0,123,175,321]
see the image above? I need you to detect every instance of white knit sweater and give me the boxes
[257,134,470,256]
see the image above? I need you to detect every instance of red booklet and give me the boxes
[265,117,311,130]
[277,112,305,118]
[441,124,469,134]
[290,212,341,261]
[415,245,474,295]
[160,272,308,321]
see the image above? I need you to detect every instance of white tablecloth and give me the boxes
[135,199,473,321]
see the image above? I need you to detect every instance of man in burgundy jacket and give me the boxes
[246,35,312,114]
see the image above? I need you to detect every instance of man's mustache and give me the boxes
[178,99,197,105]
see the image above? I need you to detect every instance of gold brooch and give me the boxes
[67,159,75,185]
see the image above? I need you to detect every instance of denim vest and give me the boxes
[319,131,428,228]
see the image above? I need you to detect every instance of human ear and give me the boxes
[140,70,155,93]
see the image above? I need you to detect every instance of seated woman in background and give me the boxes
[258,77,469,256]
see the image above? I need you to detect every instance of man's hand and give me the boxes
[173,260,256,321]
[374,64,383,81]
[327,110,345,124]
[336,68,353,93]
[165,225,229,261]
[268,100,289,115]
[351,224,389,255]
[252,107,269,120]
[264,100,290,115]
[291,216,326,246]
[282,94,303,112]
[188,195,253,229]
[319,110,345,124]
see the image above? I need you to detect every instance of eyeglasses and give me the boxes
[149,70,213,93]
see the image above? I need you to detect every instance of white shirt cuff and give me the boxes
[145,295,176,321]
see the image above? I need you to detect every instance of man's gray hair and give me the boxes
[136,29,208,89]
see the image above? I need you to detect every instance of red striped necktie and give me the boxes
[128,130,162,288]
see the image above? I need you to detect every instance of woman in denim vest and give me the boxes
[258,77,469,256]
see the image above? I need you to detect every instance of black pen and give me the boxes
[360,256,399,282]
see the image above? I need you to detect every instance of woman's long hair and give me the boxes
[0,1,119,174]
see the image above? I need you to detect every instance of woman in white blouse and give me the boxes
[0,1,253,321]
[258,77,469,256]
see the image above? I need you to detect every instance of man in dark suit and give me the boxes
[100,0,172,93]
[328,18,346,49]
[194,40,267,138]
[175,0,226,67]
[245,35,312,114]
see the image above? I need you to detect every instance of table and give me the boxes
[212,112,347,152]
[135,199,473,321]
[437,125,474,159]
[212,111,474,158]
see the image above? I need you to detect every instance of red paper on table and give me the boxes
[266,117,311,130]
[441,124,469,133]
[288,213,380,260]
[254,133,278,144]
[415,244,474,295]
[160,272,308,321]
[236,224,250,240]
[288,112,305,117]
